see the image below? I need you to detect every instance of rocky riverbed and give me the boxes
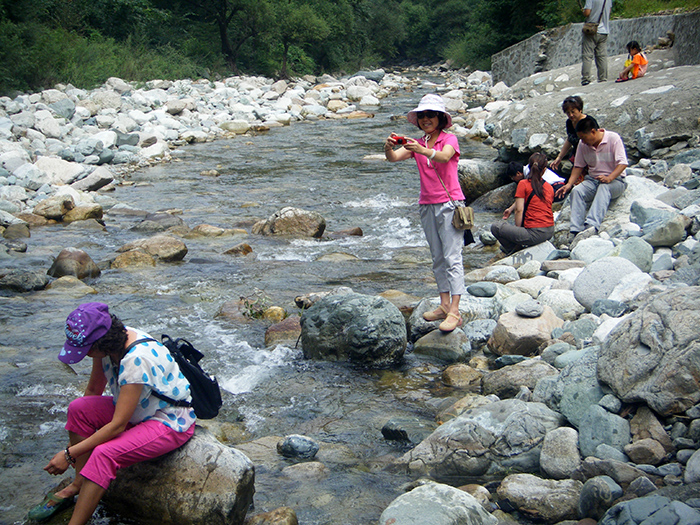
[2,50,700,525]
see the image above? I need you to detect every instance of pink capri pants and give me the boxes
[66,395,194,490]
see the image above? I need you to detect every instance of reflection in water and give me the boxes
[0,87,503,524]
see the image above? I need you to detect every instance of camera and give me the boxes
[394,136,408,145]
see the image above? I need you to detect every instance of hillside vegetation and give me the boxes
[0,0,698,95]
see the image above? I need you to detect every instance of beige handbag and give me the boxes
[582,0,606,36]
[434,166,474,230]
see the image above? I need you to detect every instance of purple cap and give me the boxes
[59,302,112,364]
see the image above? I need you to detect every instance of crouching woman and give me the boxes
[28,302,195,524]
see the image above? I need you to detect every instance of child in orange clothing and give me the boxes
[616,41,648,82]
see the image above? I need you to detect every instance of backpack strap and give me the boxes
[123,337,191,408]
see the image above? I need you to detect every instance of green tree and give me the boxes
[272,0,330,78]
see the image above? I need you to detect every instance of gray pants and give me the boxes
[582,32,608,82]
[420,202,465,296]
[491,221,554,255]
[570,176,626,232]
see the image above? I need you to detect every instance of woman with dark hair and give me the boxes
[28,303,195,524]
[550,96,588,172]
[491,152,555,255]
[384,94,465,332]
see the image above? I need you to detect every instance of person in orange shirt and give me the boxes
[616,41,648,82]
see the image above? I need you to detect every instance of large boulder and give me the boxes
[482,358,558,398]
[597,287,700,416]
[105,427,255,525]
[399,399,564,482]
[252,207,326,238]
[599,495,700,525]
[572,257,642,311]
[457,159,508,204]
[300,293,406,365]
[379,482,498,525]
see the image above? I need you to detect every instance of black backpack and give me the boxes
[127,335,222,419]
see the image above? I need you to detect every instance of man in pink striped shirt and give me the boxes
[554,116,627,236]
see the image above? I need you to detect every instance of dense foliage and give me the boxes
[0,0,698,94]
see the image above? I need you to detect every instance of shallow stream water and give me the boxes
[0,85,504,525]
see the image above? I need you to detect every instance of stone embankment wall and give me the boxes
[492,11,700,86]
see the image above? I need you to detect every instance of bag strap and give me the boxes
[522,190,536,224]
[596,0,607,24]
[123,337,191,408]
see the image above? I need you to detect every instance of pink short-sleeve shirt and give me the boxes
[574,129,628,179]
[413,132,463,204]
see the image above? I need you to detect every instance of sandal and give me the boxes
[423,305,448,322]
[27,492,75,522]
[439,312,463,332]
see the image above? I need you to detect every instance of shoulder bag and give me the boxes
[582,0,606,35]
[433,165,474,231]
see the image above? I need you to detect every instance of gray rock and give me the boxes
[540,342,577,365]
[591,299,628,318]
[599,495,700,525]
[578,476,623,521]
[594,444,629,463]
[598,287,700,416]
[497,473,582,523]
[540,427,581,479]
[666,164,694,188]
[480,230,498,245]
[47,247,101,279]
[573,257,643,311]
[607,236,654,273]
[0,269,49,292]
[485,265,520,284]
[515,299,544,318]
[399,399,564,481]
[462,319,497,348]
[642,214,691,247]
[571,237,616,265]
[467,281,497,297]
[533,346,604,428]
[413,328,471,363]
[599,394,622,414]
[685,449,700,484]
[482,358,558,399]
[277,434,319,459]
[578,404,631,458]
[379,482,498,525]
[300,293,406,365]
[627,475,658,497]
[105,427,254,525]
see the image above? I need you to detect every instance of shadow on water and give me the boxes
[0,87,509,524]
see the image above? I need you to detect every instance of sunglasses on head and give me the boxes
[416,110,438,119]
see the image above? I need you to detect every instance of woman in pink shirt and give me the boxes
[384,94,465,332]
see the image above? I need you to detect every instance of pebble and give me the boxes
[467,282,498,297]
[515,299,544,318]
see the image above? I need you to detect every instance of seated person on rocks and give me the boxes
[616,40,648,82]
[28,303,195,525]
[502,160,566,217]
[554,116,628,240]
[491,153,554,255]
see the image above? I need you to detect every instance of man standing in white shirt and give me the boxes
[581,0,612,85]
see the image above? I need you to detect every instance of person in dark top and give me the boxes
[550,96,588,174]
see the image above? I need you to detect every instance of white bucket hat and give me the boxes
[407,94,452,129]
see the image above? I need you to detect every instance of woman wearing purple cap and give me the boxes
[28,302,195,524]
[384,94,465,332]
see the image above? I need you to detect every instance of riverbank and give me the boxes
[2,61,700,524]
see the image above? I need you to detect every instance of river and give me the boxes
[0,85,503,524]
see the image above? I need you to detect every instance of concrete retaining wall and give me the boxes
[492,11,700,86]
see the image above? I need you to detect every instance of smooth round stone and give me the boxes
[467,281,497,297]
[516,299,544,318]
[591,299,628,318]
[546,249,571,260]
